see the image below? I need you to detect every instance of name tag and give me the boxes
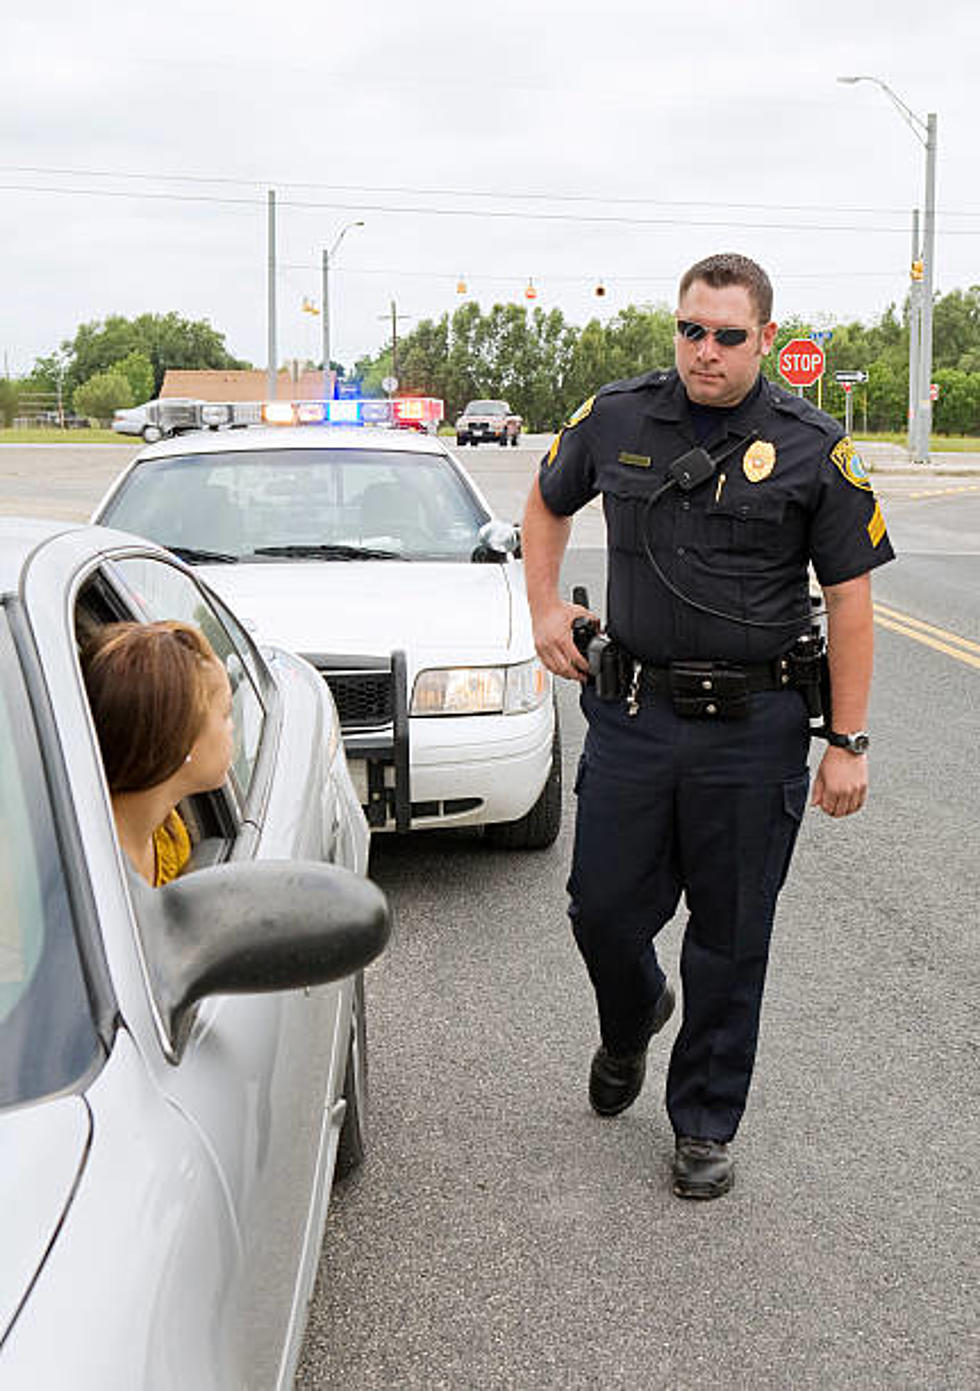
[618,451,651,468]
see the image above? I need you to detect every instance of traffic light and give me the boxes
[594,282,606,297]
[910,260,924,282]
[524,279,537,301]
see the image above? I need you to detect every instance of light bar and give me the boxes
[227,397,447,429]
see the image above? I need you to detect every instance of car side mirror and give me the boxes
[133,860,390,1054]
[473,519,521,563]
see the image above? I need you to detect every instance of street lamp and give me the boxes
[322,220,365,399]
[837,75,937,464]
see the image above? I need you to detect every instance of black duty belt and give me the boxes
[639,655,793,699]
[627,653,796,720]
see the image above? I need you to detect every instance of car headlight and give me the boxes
[503,658,549,714]
[411,660,548,716]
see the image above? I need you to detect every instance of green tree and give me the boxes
[115,350,155,405]
[932,368,980,434]
[74,370,134,424]
[932,287,980,370]
[0,379,20,427]
[21,353,65,404]
[62,312,247,396]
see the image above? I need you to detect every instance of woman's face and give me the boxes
[185,662,234,791]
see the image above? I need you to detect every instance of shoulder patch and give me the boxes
[830,436,872,491]
[565,395,595,429]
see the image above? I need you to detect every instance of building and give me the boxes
[160,368,335,402]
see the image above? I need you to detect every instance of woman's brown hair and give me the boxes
[81,621,222,793]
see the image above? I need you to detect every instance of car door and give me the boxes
[88,549,345,1387]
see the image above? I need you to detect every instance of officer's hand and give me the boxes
[532,600,593,683]
[811,746,868,818]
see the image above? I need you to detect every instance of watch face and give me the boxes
[850,733,870,754]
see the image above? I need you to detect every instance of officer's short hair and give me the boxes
[679,254,773,323]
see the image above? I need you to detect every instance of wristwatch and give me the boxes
[826,730,870,754]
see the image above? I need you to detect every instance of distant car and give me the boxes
[112,398,204,443]
[455,399,522,447]
[93,425,561,849]
[0,517,388,1387]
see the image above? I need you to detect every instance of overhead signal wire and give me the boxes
[2,163,980,220]
[0,181,977,235]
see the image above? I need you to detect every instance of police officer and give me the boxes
[522,253,894,1199]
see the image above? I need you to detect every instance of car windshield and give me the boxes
[465,401,508,415]
[101,447,490,563]
[0,609,101,1109]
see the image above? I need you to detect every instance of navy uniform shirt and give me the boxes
[539,368,895,665]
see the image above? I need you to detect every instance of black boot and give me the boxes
[672,1136,734,1199]
[588,983,675,1116]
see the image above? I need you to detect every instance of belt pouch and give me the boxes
[669,662,750,719]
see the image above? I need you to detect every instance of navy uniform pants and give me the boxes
[569,684,810,1143]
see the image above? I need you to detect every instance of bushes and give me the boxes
[73,371,134,425]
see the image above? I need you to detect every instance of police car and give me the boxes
[92,411,560,849]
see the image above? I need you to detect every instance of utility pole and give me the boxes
[915,111,938,464]
[908,208,921,445]
[321,220,364,400]
[378,300,412,384]
[837,77,937,464]
[267,190,277,401]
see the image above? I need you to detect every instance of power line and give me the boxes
[279,262,910,284]
[2,165,980,221]
[1,181,978,235]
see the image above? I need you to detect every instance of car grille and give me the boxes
[321,670,393,729]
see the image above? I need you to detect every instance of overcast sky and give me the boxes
[2,0,977,380]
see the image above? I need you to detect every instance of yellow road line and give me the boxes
[903,484,980,499]
[873,604,980,670]
[873,602,980,656]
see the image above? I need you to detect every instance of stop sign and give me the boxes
[778,339,825,387]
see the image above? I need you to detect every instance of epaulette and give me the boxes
[597,368,674,398]
[765,379,840,437]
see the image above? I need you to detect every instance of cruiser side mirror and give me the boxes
[473,519,521,562]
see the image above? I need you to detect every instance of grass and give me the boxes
[0,427,131,444]
[856,431,980,453]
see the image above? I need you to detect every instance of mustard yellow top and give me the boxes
[152,811,191,887]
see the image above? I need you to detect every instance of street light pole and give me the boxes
[267,190,277,401]
[837,76,937,464]
[321,220,364,400]
[917,111,938,463]
[908,208,921,443]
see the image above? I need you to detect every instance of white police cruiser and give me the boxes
[93,412,560,848]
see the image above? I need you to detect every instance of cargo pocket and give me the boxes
[772,772,809,893]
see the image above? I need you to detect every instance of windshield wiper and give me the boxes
[168,544,239,564]
[250,543,404,561]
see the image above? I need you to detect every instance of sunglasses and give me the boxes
[676,319,751,347]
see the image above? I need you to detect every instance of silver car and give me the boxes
[0,518,388,1388]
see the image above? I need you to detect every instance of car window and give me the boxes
[107,557,266,800]
[100,447,489,561]
[0,611,101,1109]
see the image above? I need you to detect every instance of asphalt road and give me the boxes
[299,445,980,1391]
[1,441,977,1388]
